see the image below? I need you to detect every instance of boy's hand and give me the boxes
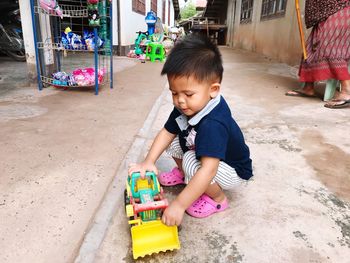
[128,161,158,178]
[162,200,185,226]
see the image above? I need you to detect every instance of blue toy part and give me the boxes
[145,11,157,35]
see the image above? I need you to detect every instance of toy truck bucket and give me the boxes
[131,220,180,259]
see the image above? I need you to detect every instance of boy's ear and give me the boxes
[210,83,221,98]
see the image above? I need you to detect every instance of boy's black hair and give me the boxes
[161,33,223,83]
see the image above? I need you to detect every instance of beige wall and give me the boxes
[227,0,308,65]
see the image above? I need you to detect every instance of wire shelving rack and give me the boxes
[30,0,113,95]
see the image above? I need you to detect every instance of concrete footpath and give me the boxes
[80,48,349,263]
[1,48,350,263]
[0,56,167,263]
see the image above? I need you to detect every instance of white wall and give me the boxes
[112,0,118,46]
[18,0,39,81]
[169,1,175,27]
[114,0,176,47]
[119,1,149,46]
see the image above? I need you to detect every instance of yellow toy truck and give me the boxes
[125,172,180,259]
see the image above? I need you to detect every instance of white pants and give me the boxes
[166,137,245,189]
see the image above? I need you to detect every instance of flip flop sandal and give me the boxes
[186,194,228,218]
[285,90,316,98]
[158,167,185,186]
[324,99,350,109]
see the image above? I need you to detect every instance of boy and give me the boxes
[128,34,253,226]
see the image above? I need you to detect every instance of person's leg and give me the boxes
[205,182,226,203]
[182,150,247,203]
[158,136,185,186]
[182,151,233,218]
[324,80,350,108]
[173,157,183,173]
[285,82,317,97]
[182,150,226,201]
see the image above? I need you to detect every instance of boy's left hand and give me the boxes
[162,200,185,226]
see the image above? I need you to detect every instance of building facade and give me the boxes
[226,0,307,65]
[115,0,178,55]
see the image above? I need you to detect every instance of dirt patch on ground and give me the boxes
[300,130,350,202]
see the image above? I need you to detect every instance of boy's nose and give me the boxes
[178,96,185,104]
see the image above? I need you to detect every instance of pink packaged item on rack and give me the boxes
[40,0,63,18]
[72,67,105,86]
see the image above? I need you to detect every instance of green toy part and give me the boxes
[88,3,100,27]
[145,42,166,62]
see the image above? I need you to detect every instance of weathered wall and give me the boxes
[227,0,308,65]
[19,0,36,82]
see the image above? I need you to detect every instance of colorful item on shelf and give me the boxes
[60,28,104,51]
[52,71,77,86]
[39,0,63,19]
[87,0,100,27]
[52,68,105,87]
[32,0,112,94]
[72,67,105,86]
[61,27,84,50]
[83,30,104,51]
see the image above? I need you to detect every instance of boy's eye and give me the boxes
[185,93,194,97]
[171,92,177,96]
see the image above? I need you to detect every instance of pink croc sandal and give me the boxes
[158,167,185,186]
[186,194,228,218]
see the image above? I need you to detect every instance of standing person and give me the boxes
[286,0,350,109]
[128,34,253,226]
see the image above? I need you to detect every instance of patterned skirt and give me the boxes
[299,6,350,82]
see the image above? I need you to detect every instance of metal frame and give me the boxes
[30,0,113,95]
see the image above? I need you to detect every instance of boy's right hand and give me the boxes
[128,161,158,178]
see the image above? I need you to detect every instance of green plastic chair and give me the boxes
[145,42,165,62]
[323,79,339,101]
[300,80,339,101]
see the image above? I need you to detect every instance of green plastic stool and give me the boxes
[324,79,340,101]
[301,79,340,101]
[145,43,165,62]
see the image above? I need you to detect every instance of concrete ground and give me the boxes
[1,48,350,263]
[0,54,166,262]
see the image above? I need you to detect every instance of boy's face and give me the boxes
[168,75,220,118]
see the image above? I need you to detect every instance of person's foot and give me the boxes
[286,82,316,97]
[285,89,317,97]
[324,91,350,109]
